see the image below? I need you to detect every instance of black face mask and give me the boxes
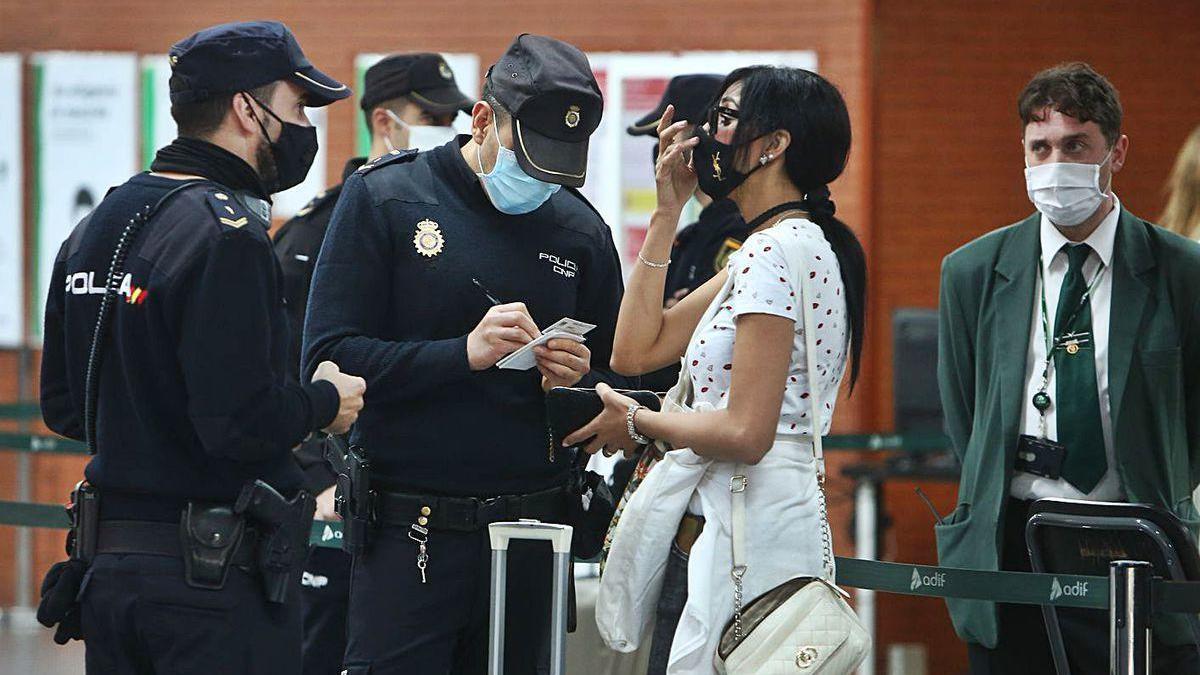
[244,93,318,194]
[692,124,766,201]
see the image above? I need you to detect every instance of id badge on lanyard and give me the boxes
[1013,255,1104,479]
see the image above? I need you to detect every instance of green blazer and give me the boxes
[936,208,1200,647]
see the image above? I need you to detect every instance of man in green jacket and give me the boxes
[937,62,1200,674]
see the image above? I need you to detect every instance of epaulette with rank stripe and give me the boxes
[356,148,418,175]
[204,189,249,229]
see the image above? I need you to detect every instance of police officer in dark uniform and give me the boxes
[273,52,472,675]
[303,34,633,674]
[36,21,366,674]
[627,74,750,391]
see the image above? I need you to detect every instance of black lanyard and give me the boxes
[745,201,809,231]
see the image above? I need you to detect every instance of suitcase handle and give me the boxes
[488,520,574,675]
[488,519,574,553]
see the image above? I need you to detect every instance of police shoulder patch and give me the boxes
[356,148,419,175]
[204,189,249,229]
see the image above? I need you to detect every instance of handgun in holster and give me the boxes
[234,480,315,604]
[67,481,100,563]
[37,481,99,643]
[327,442,375,556]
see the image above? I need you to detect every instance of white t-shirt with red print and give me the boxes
[683,217,849,437]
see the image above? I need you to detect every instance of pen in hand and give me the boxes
[472,277,503,307]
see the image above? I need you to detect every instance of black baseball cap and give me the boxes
[487,34,603,188]
[168,21,350,107]
[360,53,473,116]
[628,74,724,137]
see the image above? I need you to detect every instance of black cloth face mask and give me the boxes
[692,124,767,201]
[244,93,318,194]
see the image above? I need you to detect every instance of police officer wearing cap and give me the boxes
[273,52,473,675]
[303,34,632,673]
[37,21,366,673]
[628,74,751,394]
[628,74,745,306]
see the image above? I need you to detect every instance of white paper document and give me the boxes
[496,318,596,371]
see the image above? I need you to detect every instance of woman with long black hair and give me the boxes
[568,66,866,673]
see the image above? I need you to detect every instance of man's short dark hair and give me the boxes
[481,80,509,124]
[362,95,407,134]
[1018,62,1123,146]
[172,81,279,139]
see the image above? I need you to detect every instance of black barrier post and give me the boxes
[1110,560,1153,675]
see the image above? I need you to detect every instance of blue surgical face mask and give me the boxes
[475,119,560,215]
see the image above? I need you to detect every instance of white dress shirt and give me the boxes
[1012,195,1124,501]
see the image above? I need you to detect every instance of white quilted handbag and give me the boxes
[716,227,870,674]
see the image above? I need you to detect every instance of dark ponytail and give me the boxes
[722,66,867,391]
[800,185,867,391]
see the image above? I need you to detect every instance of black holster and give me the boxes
[327,441,375,556]
[179,502,246,591]
[37,481,99,644]
[235,480,315,604]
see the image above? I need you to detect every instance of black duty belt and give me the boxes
[375,486,567,532]
[96,520,258,566]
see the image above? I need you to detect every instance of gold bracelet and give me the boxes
[637,252,671,269]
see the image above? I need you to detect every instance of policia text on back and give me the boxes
[33,21,366,674]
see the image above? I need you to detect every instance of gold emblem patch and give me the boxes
[564,105,581,129]
[712,150,725,182]
[438,61,453,80]
[713,237,743,272]
[413,219,445,258]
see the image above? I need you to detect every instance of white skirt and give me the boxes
[597,436,825,675]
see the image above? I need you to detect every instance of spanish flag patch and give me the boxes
[126,286,149,305]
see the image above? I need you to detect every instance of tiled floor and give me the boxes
[0,609,85,674]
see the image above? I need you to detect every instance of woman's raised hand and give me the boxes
[654,104,701,217]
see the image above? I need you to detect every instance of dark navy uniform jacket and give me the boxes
[41,173,339,520]
[302,139,632,497]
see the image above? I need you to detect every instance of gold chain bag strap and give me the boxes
[717,226,870,674]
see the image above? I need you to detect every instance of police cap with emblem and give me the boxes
[167,20,350,107]
[487,34,603,189]
[627,73,724,136]
[360,53,473,116]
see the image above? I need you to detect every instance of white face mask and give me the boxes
[384,110,457,153]
[1024,146,1114,227]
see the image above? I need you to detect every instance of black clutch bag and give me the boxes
[546,387,661,559]
[546,387,662,450]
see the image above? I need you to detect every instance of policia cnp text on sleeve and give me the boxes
[36,21,365,674]
[302,33,636,674]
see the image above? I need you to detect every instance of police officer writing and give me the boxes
[36,21,365,674]
[303,33,630,674]
[273,52,473,675]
